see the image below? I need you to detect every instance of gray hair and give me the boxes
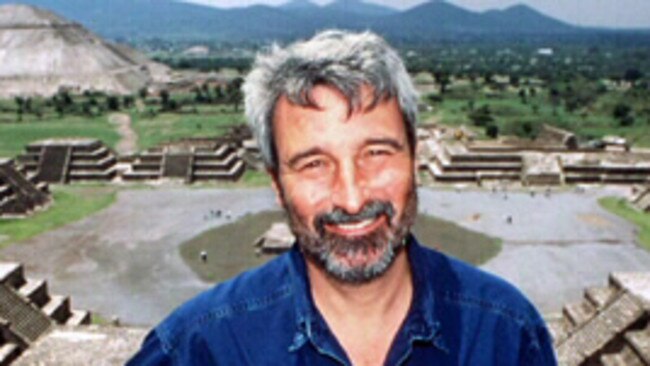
[243,29,419,172]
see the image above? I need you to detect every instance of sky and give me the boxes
[184,0,650,29]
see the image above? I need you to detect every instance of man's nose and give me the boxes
[331,160,366,214]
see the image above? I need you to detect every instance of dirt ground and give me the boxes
[108,113,137,154]
[1,186,648,326]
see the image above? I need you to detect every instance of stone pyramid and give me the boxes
[0,4,170,97]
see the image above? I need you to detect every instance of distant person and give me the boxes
[128,30,556,365]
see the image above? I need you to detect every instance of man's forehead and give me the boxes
[275,84,393,119]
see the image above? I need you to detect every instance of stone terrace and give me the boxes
[421,125,650,187]
[17,139,118,184]
[122,142,245,183]
[0,262,90,365]
[0,158,49,218]
[548,272,650,365]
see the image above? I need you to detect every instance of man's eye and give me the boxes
[367,149,391,157]
[301,159,326,170]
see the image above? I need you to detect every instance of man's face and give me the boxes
[272,85,417,284]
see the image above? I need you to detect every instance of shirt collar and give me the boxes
[285,235,448,355]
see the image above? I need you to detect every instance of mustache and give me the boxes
[314,200,395,236]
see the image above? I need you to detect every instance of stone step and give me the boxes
[17,279,48,308]
[122,171,161,180]
[0,264,25,290]
[563,300,597,327]
[545,315,573,345]
[132,163,161,171]
[556,293,645,364]
[66,309,91,326]
[0,342,21,366]
[192,161,244,181]
[600,343,646,366]
[35,181,48,193]
[585,286,618,309]
[0,196,11,212]
[42,295,71,324]
[0,185,10,198]
[625,324,650,364]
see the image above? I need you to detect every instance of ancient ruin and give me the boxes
[632,187,650,213]
[0,159,49,218]
[0,262,90,365]
[17,139,118,183]
[0,4,170,97]
[254,223,294,254]
[547,272,650,365]
[420,124,650,186]
[122,139,245,183]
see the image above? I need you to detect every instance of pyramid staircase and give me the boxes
[631,187,650,213]
[427,144,523,184]
[0,262,91,365]
[0,159,49,218]
[123,143,245,183]
[547,272,650,366]
[17,139,117,184]
[563,162,650,185]
[0,318,26,366]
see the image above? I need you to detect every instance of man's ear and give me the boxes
[268,168,286,208]
[411,139,419,175]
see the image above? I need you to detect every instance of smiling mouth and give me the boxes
[325,216,386,236]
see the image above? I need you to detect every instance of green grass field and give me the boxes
[599,197,650,250]
[180,210,501,282]
[0,115,120,158]
[0,185,117,248]
[132,105,246,150]
[431,85,650,146]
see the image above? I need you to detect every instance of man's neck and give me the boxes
[305,250,413,366]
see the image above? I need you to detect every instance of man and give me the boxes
[129,30,556,365]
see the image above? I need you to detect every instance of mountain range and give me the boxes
[0,0,620,42]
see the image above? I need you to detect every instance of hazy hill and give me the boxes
[0,0,585,42]
[323,0,397,17]
[279,0,319,10]
[482,4,574,34]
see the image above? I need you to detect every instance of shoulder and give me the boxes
[414,243,543,325]
[414,244,555,361]
[153,252,294,354]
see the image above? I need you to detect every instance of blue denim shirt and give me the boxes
[128,237,557,365]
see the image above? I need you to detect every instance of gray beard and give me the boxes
[284,184,418,285]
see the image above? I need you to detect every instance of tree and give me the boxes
[138,87,149,100]
[485,124,499,139]
[201,82,212,102]
[160,89,171,110]
[58,89,73,107]
[613,103,634,126]
[624,68,644,86]
[106,96,120,111]
[226,77,244,112]
[468,105,494,127]
[433,71,451,94]
[518,89,527,104]
[214,85,225,103]
[613,103,632,120]
[123,95,135,109]
[509,74,520,87]
[483,72,494,85]
[82,101,93,116]
[15,96,24,122]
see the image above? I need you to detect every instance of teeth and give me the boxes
[335,218,375,230]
